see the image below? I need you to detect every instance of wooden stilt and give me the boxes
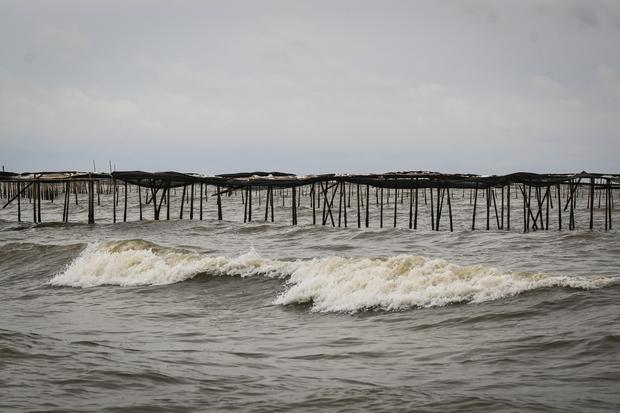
[199,183,203,220]
[365,184,370,228]
[180,185,186,219]
[123,182,128,222]
[393,187,397,228]
[408,187,413,229]
[414,187,418,230]
[380,187,383,228]
[472,186,478,230]
[357,184,361,228]
[447,188,453,232]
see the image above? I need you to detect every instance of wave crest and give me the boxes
[275,255,613,312]
[50,240,616,312]
[49,240,289,287]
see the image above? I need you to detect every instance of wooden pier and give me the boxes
[0,170,617,231]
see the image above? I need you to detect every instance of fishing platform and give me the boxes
[0,170,617,231]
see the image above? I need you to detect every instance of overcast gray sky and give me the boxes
[1,0,619,174]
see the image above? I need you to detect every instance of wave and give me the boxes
[48,240,289,288]
[49,240,617,312]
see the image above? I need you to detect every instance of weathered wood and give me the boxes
[414,187,418,230]
[357,184,361,228]
[365,184,370,228]
[393,188,398,228]
[472,186,478,230]
[199,184,203,220]
[2,181,33,209]
[123,182,128,222]
[217,186,222,220]
[312,184,316,225]
[408,187,413,229]
[180,185,186,219]
[447,187,453,232]
[430,187,434,230]
[556,184,562,230]
[380,187,384,228]
[112,179,116,223]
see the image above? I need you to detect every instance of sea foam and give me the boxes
[50,240,616,312]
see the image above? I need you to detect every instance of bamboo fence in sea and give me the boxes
[0,170,617,231]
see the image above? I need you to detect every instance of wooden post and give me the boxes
[88,179,95,224]
[507,185,510,231]
[343,183,347,228]
[166,184,171,220]
[337,182,343,227]
[200,183,203,220]
[217,186,222,220]
[17,182,21,222]
[312,184,316,225]
[37,180,42,223]
[557,184,561,230]
[264,187,270,221]
[380,187,383,228]
[357,184,361,228]
[414,187,419,230]
[571,181,576,230]
[608,180,612,230]
[491,189,500,229]
[486,188,490,230]
[589,178,595,230]
[365,184,370,228]
[64,181,70,223]
[605,180,609,231]
[248,186,253,222]
[500,186,504,229]
[291,185,296,225]
[408,187,413,229]
[123,182,128,222]
[180,185,186,219]
[430,187,434,230]
[472,186,478,230]
[151,188,159,220]
[112,179,116,223]
[243,187,248,223]
[138,186,143,221]
[190,184,194,220]
[270,186,274,222]
[447,187,453,232]
[545,186,550,230]
[393,187,398,228]
[32,181,37,223]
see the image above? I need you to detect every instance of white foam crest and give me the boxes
[50,241,616,312]
[274,255,616,312]
[49,240,290,287]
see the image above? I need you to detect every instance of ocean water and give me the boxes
[0,187,619,412]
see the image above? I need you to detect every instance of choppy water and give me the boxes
[1,188,619,412]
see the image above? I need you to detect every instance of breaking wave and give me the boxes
[49,240,617,312]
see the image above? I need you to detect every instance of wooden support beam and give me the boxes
[414,187,418,230]
[408,187,413,229]
[380,187,384,228]
[365,184,370,228]
[447,187,453,232]
[180,185,186,219]
[357,184,361,228]
[472,186,478,230]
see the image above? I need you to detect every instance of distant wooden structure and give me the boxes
[0,170,617,231]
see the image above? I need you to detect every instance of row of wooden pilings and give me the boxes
[0,178,616,231]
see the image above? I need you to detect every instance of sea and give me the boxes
[1,185,619,412]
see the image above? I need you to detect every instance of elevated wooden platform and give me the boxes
[1,170,617,231]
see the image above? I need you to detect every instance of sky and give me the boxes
[1,0,619,175]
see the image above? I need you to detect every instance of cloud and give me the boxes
[0,0,619,174]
